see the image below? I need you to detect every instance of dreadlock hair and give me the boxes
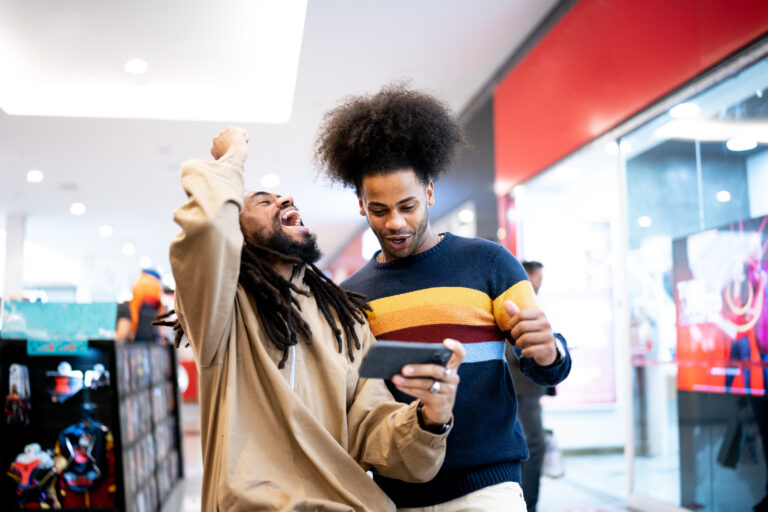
[155,239,371,368]
[314,82,465,192]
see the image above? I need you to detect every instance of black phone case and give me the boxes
[358,341,452,379]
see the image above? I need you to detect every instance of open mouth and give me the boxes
[386,235,410,249]
[279,209,309,233]
[281,210,301,227]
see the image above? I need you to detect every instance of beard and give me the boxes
[257,222,322,264]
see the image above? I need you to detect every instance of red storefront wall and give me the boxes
[494,0,768,252]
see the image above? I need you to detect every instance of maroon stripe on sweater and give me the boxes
[376,324,504,344]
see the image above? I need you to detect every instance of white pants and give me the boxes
[397,481,527,512]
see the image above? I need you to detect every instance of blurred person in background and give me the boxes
[115,269,164,342]
[505,261,555,512]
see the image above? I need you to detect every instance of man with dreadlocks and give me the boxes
[165,127,465,512]
[314,85,571,511]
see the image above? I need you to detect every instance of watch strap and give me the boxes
[416,401,451,434]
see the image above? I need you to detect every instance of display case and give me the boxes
[0,339,182,511]
[115,343,182,512]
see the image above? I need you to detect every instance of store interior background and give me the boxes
[2,1,768,511]
[0,0,561,303]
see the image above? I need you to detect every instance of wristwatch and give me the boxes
[417,401,451,434]
[551,336,566,365]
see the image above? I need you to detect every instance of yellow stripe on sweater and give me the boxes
[367,287,493,314]
[492,281,540,332]
[368,303,495,335]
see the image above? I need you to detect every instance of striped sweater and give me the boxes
[342,232,571,507]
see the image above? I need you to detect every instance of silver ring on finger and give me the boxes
[429,380,441,394]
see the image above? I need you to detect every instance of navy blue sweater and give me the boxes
[342,233,571,507]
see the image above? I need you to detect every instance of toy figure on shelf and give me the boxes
[5,363,31,425]
[6,443,62,509]
[54,403,116,508]
[45,362,84,403]
[84,363,110,390]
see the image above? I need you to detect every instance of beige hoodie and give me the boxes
[170,154,448,511]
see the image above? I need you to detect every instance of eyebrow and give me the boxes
[367,196,418,208]
[246,191,272,202]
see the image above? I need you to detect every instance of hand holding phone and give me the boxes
[361,338,466,431]
[359,341,452,379]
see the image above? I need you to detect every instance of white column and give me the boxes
[3,214,25,300]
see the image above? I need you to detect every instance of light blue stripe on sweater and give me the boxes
[463,340,506,364]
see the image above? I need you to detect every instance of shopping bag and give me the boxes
[716,417,743,469]
[542,429,565,478]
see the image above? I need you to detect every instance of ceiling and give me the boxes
[0,0,558,300]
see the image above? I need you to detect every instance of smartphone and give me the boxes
[358,340,452,379]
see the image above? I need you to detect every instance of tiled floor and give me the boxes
[162,403,632,512]
[537,453,630,512]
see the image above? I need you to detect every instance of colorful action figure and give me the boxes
[7,443,61,509]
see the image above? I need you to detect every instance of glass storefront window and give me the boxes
[513,49,768,512]
[621,54,768,511]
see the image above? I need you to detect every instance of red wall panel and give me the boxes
[494,0,768,189]
[326,228,366,281]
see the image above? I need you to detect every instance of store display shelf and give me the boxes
[1,339,182,511]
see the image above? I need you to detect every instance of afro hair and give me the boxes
[314,84,464,192]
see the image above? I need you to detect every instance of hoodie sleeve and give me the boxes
[169,154,245,367]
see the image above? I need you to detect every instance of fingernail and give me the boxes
[392,375,403,384]
[402,366,413,375]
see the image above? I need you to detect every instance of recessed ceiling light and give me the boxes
[638,216,652,228]
[716,190,732,203]
[493,180,513,197]
[124,58,149,75]
[458,209,475,224]
[260,174,281,188]
[603,142,619,155]
[99,225,113,238]
[726,138,757,151]
[26,169,44,183]
[139,256,152,268]
[669,102,700,119]
[122,243,136,256]
[70,202,86,215]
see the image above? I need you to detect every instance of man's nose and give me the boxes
[278,195,294,207]
[385,212,406,231]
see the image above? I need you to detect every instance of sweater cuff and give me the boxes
[519,333,571,386]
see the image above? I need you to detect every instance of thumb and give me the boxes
[504,300,520,317]
[442,338,466,368]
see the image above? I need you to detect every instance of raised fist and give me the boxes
[211,127,249,161]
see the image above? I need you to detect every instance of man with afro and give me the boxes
[315,85,571,511]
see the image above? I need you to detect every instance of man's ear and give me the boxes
[426,181,435,206]
[358,196,366,216]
